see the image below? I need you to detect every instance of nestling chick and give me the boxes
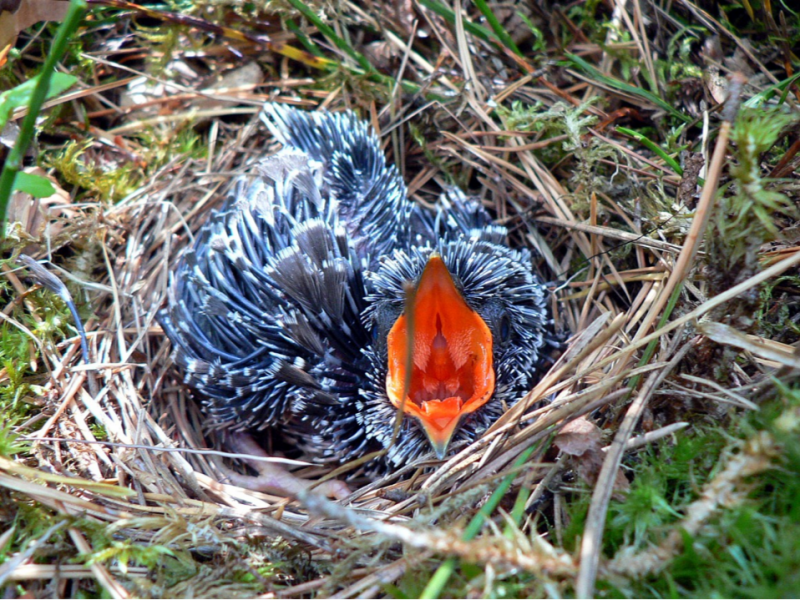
[159,104,555,493]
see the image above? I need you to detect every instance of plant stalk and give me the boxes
[0,0,87,238]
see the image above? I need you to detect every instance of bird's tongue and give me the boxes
[420,396,463,431]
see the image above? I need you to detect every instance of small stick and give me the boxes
[576,73,748,598]
[628,73,748,352]
[576,341,694,598]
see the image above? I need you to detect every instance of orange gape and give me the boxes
[386,255,495,458]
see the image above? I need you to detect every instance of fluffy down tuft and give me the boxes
[159,105,555,471]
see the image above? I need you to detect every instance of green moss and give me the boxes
[497,99,621,212]
[598,387,800,598]
[0,273,76,422]
[408,386,800,598]
[755,275,800,344]
[134,23,182,76]
[558,426,727,558]
[48,141,141,203]
[46,123,204,204]
[0,419,28,456]
[133,125,206,169]
[722,107,799,243]
[563,0,606,45]
[706,106,800,328]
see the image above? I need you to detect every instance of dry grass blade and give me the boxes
[4,1,800,596]
[329,559,409,599]
[698,321,800,370]
[577,340,694,597]
[489,312,624,433]
[299,490,577,580]
[536,216,683,254]
[560,248,800,384]
[2,563,149,582]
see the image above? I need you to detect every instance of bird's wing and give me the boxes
[260,104,412,262]
[159,150,370,433]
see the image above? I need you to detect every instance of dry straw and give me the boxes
[2,2,798,597]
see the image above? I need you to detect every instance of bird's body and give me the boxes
[160,105,553,473]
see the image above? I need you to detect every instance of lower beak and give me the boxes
[418,396,463,459]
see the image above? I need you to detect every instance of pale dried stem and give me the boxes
[576,338,695,597]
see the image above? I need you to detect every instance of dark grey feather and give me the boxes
[159,104,556,471]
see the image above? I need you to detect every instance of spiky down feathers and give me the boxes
[159,105,551,470]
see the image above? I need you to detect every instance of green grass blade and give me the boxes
[281,0,448,102]
[472,0,522,56]
[283,0,374,73]
[743,72,800,108]
[0,0,87,238]
[282,5,449,103]
[566,53,691,123]
[420,441,540,599]
[417,0,498,44]
[285,18,325,58]
[506,481,532,534]
[617,126,683,175]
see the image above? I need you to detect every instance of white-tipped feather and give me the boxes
[158,104,556,471]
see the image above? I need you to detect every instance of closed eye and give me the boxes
[499,314,511,343]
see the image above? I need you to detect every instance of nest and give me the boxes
[3,1,800,597]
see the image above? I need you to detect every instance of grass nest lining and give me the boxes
[2,0,800,597]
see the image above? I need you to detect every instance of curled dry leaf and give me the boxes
[195,62,264,109]
[555,415,602,456]
[0,0,69,56]
[362,41,402,73]
[7,166,74,252]
[555,416,630,498]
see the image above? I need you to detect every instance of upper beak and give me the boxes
[385,254,495,459]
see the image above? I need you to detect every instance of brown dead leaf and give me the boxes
[489,0,540,45]
[7,166,74,252]
[362,41,401,73]
[0,0,69,55]
[554,416,602,456]
[555,417,630,498]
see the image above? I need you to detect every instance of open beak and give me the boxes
[386,254,495,459]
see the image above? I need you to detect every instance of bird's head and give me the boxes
[385,254,495,458]
[363,233,551,465]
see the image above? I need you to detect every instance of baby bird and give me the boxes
[159,104,554,495]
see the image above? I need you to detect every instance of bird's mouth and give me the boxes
[386,254,495,459]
